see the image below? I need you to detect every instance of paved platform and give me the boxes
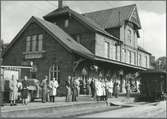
[0,95,142,117]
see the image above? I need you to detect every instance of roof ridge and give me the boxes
[83,4,136,15]
[61,7,120,40]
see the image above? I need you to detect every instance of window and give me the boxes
[134,53,136,65]
[104,41,110,58]
[38,34,43,51]
[138,54,142,66]
[64,19,69,28]
[131,52,135,65]
[113,45,116,60]
[129,51,131,64]
[145,56,147,67]
[26,36,31,52]
[127,29,131,44]
[32,35,37,51]
[122,49,126,62]
[49,65,60,83]
[116,46,120,61]
[126,50,130,64]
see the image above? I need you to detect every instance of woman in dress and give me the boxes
[95,79,102,101]
[49,77,59,102]
[9,75,18,106]
[22,76,29,105]
[106,79,113,98]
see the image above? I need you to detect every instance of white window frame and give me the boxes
[26,36,31,52]
[32,35,37,51]
[104,41,110,58]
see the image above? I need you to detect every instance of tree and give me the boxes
[155,56,166,72]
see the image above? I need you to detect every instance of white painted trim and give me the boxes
[0,65,32,69]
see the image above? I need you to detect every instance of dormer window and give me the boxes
[64,19,69,28]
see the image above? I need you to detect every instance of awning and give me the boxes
[93,56,148,71]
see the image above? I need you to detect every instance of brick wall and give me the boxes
[3,22,74,96]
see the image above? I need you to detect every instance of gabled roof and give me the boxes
[83,4,141,29]
[43,6,121,42]
[138,46,151,55]
[3,16,94,59]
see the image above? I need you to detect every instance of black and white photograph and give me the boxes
[0,0,166,118]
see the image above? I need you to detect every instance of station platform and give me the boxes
[0,95,137,117]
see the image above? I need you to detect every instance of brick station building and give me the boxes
[2,3,151,96]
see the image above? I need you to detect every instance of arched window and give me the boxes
[49,64,60,83]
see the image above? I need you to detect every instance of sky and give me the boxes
[1,1,166,59]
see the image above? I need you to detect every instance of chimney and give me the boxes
[58,0,63,9]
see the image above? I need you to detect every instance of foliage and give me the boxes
[155,56,166,72]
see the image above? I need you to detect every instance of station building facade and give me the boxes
[2,4,151,96]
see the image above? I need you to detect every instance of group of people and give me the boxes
[65,75,125,102]
[65,76,79,102]
[91,77,119,101]
[40,75,59,103]
[6,74,133,106]
[8,75,59,106]
[8,75,29,106]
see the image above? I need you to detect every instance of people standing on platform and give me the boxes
[22,76,29,105]
[40,75,48,103]
[95,79,102,101]
[136,80,140,93]
[87,77,92,96]
[9,75,18,106]
[122,79,126,93]
[113,82,119,98]
[49,77,59,102]
[75,77,80,96]
[125,81,131,98]
[106,79,113,98]
[71,77,78,102]
[90,78,95,98]
[65,76,72,102]
[17,81,22,102]
[101,79,106,101]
